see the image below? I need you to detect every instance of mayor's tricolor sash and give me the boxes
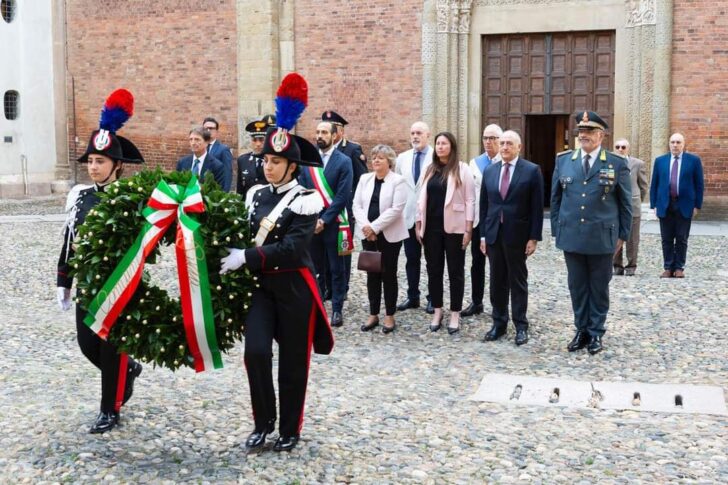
[308,167,353,255]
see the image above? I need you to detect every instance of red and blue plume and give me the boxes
[274,73,308,131]
[99,89,134,133]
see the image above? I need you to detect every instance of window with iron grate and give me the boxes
[4,91,19,120]
[1,0,16,23]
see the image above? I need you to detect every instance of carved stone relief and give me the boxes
[626,0,656,27]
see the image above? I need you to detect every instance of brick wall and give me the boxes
[293,1,424,158]
[66,0,238,174]
[671,0,728,207]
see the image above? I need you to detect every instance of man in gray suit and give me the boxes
[550,111,632,355]
[612,139,648,276]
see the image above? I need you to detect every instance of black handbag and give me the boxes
[357,250,382,273]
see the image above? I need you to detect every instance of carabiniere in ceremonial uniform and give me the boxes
[550,111,632,355]
[57,89,145,434]
[220,75,334,453]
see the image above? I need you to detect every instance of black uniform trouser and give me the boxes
[75,305,134,413]
[244,273,315,437]
[362,237,402,316]
[487,226,529,331]
[659,199,692,271]
[423,230,465,311]
[311,225,347,313]
[563,252,613,337]
[469,223,487,305]
[403,226,423,301]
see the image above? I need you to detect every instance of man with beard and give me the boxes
[237,115,275,198]
[395,121,434,313]
[298,121,354,327]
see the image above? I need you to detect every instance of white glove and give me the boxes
[220,248,246,274]
[57,287,72,311]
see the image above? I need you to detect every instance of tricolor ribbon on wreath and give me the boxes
[308,166,353,256]
[83,177,223,372]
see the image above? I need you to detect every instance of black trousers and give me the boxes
[402,225,423,301]
[563,252,613,337]
[75,305,135,413]
[362,237,402,316]
[659,199,692,271]
[244,273,315,437]
[423,230,465,311]
[311,225,346,313]
[469,223,487,305]
[486,227,529,331]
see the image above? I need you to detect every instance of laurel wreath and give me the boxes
[69,169,254,371]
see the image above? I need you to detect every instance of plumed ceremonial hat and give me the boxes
[77,89,144,164]
[260,73,323,168]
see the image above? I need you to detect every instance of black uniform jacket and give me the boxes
[236,151,267,197]
[58,185,103,288]
[244,180,334,355]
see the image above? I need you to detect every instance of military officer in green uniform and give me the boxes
[550,111,632,355]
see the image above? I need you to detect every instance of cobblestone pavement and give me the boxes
[1,200,726,484]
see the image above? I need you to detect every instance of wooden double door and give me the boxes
[481,31,616,205]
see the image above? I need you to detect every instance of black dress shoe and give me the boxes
[429,314,443,332]
[123,362,143,405]
[613,266,624,276]
[515,329,528,346]
[396,298,420,311]
[567,330,589,352]
[89,411,119,434]
[460,303,483,317]
[360,318,379,332]
[273,435,300,452]
[483,326,506,342]
[331,312,343,327]
[425,297,435,315]
[245,420,275,449]
[587,335,603,355]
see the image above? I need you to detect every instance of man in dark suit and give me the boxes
[551,111,632,355]
[649,133,704,278]
[203,117,233,191]
[176,126,227,189]
[236,115,275,198]
[298,121,354,327]
[479,130,543,346]
[321,110,368,298]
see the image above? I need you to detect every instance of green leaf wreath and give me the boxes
[69,169,255,371]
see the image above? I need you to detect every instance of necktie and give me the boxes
[500,162,510,200]
[500,162,511,222]
[413,151,422,184]
[670,156,679,198]
[583,154,590,177]
[191,158,200,176]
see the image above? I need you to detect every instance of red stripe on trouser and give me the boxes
[296,304,317,434]
[114,354,129,412]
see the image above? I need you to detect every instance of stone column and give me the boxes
[51,0,71,192]
[236,0,293,150]
[457,1,472,154]
[434,1,452,136]
[422,0,437,129]
[651,0,672,162]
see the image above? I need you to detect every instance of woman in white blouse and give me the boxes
[352,145,410,333]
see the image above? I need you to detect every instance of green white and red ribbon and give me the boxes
[308,167,353,255]
[83,177,223,372]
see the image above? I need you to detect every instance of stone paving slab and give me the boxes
[472,373,728,415]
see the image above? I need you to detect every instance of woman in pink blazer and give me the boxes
[415,132,475,334]
[353,145,410,333]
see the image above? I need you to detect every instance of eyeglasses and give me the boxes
[614,145,627,149]
[482,136,498,141]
